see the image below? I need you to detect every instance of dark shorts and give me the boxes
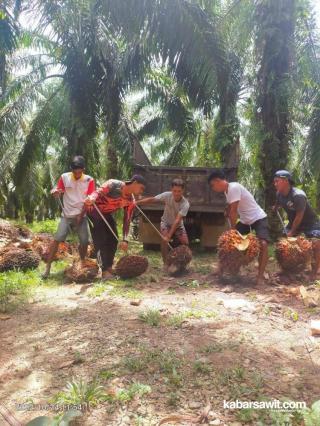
[236,217,271,242]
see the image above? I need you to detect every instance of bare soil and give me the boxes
[0,246,320,425]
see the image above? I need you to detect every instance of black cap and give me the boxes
[274,170,294,184]
[71,155,85,169]
[126,174,146,186]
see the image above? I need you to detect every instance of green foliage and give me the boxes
[302,400,320,426]
[138,308,161,326]
[52,378,107,407]
[25,410,82,426]
[115,382,151,403]
[26,219,59,234]
[0,269,40,312]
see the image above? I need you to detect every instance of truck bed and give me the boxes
[133,165,237,213]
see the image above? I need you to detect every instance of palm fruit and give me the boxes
[275,236,312,273]
[0,248,40,272]
[64,258,99,283]
[0,219,20,240]
[114,255,148,278]
[31,233,71,262]
[217,229,260,275]
[167,245,192,276]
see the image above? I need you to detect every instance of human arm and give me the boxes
[51,176,65,198]
[164,213,184,242]
[228,201,239,228]
[287,195,306,236]
[136,196,160,205]
[84,180,110,206]
[287,210,305,237]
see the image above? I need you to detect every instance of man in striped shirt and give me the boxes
[42,156,95,278]
[84,175,146,280]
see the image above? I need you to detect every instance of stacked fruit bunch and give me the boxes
[64,258,99,283]
[0,247,40,272]
[167,245,192,276]
[115,255,149,278]
[275,236,312,273]
[31,234,71,262]
[218,229,260,275]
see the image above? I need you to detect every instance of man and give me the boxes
[85,175,146,280]
[42,156,95,278]
[274,170,320,280]
[208,170,270,286]
[137,178,190,267]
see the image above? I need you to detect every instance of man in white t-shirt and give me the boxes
[42,156,95,278]
[208,170,270,286]
[137,179,190,267]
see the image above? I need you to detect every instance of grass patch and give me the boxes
[52,378,107,407]
[199,341,241,354]
[165,308,217,327]
[0,269,41,312]
[98,370,115,381]
[139,309,161,326]
[40,260,70,287]
[123,355,148,373]
[21,219,59,235]
[115,382,151,402]
[193,359,212,374]
[122,347,184,389]
[165,312,186,327]
[88,279,143,300]
[183,308,217,319]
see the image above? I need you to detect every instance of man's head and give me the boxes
[273,170,294,194]
[71,155,85,179]
[126,174,146,196]
[207,170,228,193]
[171,178,185,201]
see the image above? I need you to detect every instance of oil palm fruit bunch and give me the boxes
[218,229,260,275]
[114,255,148,278]
[64,258,99,283]
[0,248,40,272]
[167,245,192,276]
[31,234,71,262]
[275,236,312,272]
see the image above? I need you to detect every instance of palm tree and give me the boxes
[254,0,296,235]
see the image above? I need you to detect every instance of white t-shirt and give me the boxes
[57,172,95,217]
[225,182,266,225]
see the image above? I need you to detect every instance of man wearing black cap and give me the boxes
[42,156,95,278]
[274,170,320,279]
[84,175,146,280]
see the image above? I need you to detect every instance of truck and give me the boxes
[132,141,237,249]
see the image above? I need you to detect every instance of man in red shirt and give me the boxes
[42,156,95,278]
[85,175,146,280]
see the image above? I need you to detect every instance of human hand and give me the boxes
[51,188,63,198]
[84,196,94,206]
[119,241,129,252]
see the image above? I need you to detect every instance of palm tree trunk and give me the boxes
[255,0,296,238]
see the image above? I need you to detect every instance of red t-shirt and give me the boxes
[87,179,135,238]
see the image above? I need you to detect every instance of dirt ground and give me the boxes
[0,244,320,425]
